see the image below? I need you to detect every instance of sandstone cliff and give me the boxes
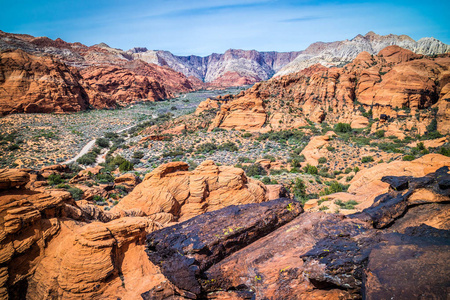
[0,50,101,115]
[207,46,450,134]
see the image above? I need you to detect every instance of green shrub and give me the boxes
[119,160,134,172]
[77,154,96,165]
[335,199,358,209]
[48,174,64,185]
[270,169,287,175]
[320,181,349,196]
[263,154,276,162]
[93,195,105,203]
[334,123,352,133]
[375,130,385,138]
[426,119,437,133]
[68,187,83,200]
[344,167,352,174]
[7,144,20,151]
[438,146,450,157]
[196,142,217,153]
[238,156,254,163]
[292,178,307,203]
[219,141,238,152]
[56,183,71,189]
[96,172,114,184]
[402,155,415,161]
[261,177,272,185]
[303,164,318,175]
[96,138,110,148]
[318,157,327,164]
[361,156,374,163]
[244,163,267,177]
[162,148,185,157]
[132,151,145,159]
[242,132,252,138]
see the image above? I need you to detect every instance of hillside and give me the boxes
[276,31,450,76]
[207,46,450,136]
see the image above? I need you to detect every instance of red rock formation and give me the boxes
[207,46,450,134]
[80,65,170,104]
[0,50,109,115]
[112,160,268,223]
[143,167,450,299]
[124,59,194,94]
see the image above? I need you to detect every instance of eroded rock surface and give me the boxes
[142,167,450,299]
[207,46,450,134]
[113,160,268,223]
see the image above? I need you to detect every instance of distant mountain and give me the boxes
[275,31,450,77]
[127,48,302,85]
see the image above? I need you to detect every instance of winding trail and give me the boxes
[61,139,96,165]
[62,124,138,166]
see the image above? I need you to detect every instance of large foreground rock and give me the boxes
[142,167,450,299]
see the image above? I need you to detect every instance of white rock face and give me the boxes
[275,32,450,77]
[127,48,302,83]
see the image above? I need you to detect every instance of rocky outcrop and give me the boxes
[306,154,450,213]
[80,65,171,104]
[276,31,450,77]
[208,93,267,131]
[145,198,302,297]
[0,160,276,299]
[142,167,450,299]
[208,46,450,134]
[0,32,197,115]
[0,50,108,115]
[113,160,268,223]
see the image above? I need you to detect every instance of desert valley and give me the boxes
[1,21,450,300]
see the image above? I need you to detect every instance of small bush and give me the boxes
[261,177,272,185]
[219,141,238,152]
[438,146,450,157]
[93,195,105,203]
[238,156,254,163]
[196,142,217,153]
[361,156,374,163]
[292,178,307,202]
[68,187,83,200]
[119,160,134,172]
[263,154,276,162]
[96,138,110,148]
[335,199,358,209]
[303,164,318,175]
[132,151,145,159]
[402,155,415,161]
[320,181,349,196]
[7,144,20,151]
[244,163,267,177]
[375,130,385,138]
[318,157,327,164]
[334,123,352,133]
[48,174,64,185]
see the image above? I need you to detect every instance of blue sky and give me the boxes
[1,0,449,56]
